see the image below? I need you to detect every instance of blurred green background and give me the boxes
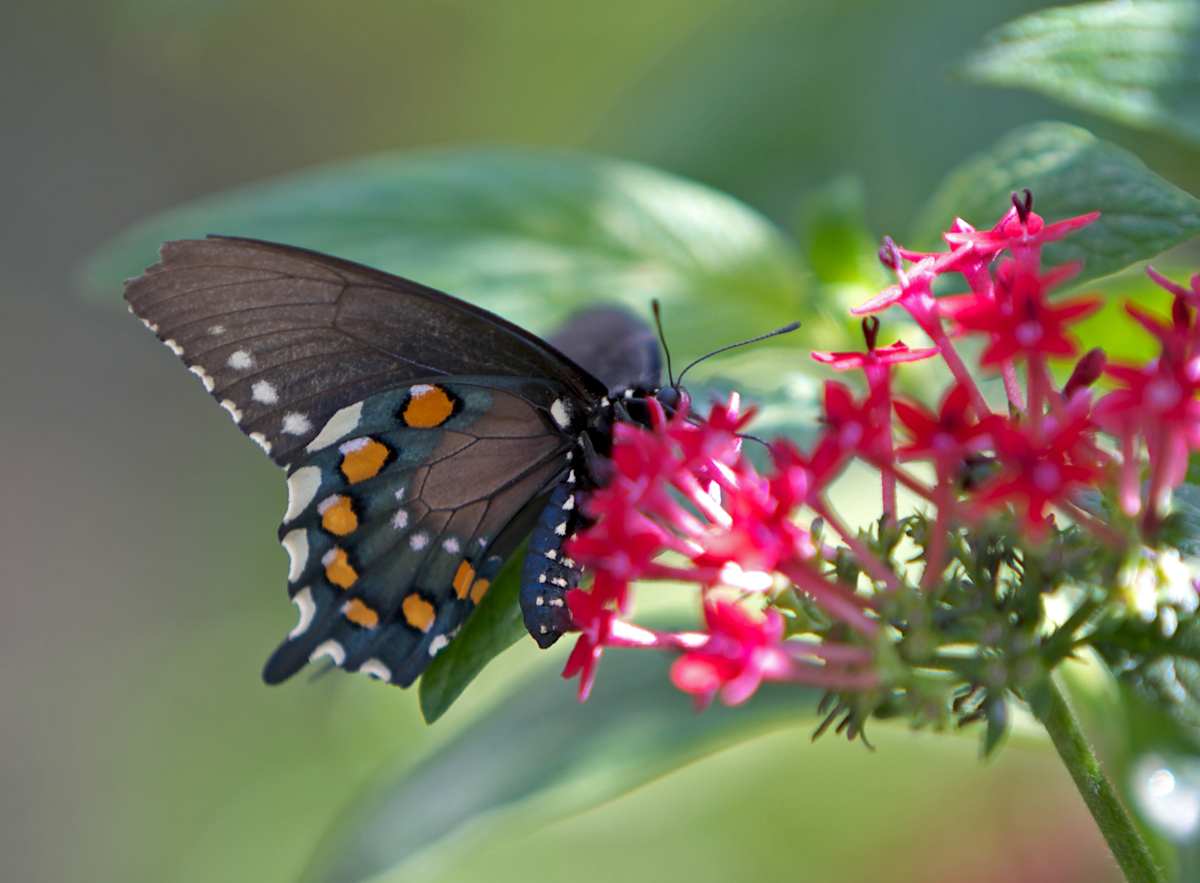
[10,0,1193,880]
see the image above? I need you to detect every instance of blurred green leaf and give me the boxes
[308,650,819,883]
[419,544,528,724]
[911,122,1200,283]
[1093,618,1200,730]
[85,148,807,353]
[1172,483,1200,561]
[797,174,882,287]
[1131,651,1200,730]
[959,0,1200,148]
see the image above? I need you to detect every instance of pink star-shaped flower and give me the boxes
[670,601,795,707]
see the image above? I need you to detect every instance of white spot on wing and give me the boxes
[554,521,567,536]
[284,466,322,522]
[550,398,571,429]
[220,400,243,423]
[429,634,450,657]
[288,586,316,638]
[188,364,215,392]
[394,486,406,502]
[208,325,226,336]
[281,529,309,583]
[306,402,363,453]
[392,509,409,530]
[249,432,272,454]
[410,532,428,551]
[227,349,254,370]
[339,437,370,455]
[252,381,278,404]
[409,383,435,396]
[310,640,346,666]
[164,339,183,356]
[442,537,460,554]
[563,494,575,511]
[138,315,159,333]
[281,412,312,436]
[359,658,392,681]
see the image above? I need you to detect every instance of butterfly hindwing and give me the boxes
[263,377,578,686]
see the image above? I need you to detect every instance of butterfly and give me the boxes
[124,236,664,688]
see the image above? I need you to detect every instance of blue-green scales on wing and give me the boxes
[123,237,663,687]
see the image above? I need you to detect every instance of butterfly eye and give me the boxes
[655,386,681,410]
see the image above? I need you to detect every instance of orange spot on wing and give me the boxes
[453,561,475,599]
[402,593,436,633]
[403,385,456,427]
[340,438,389,483]
[323,547,358,589]
[343,598,379,628]
[318,495,358,536]
[470,578,490,604]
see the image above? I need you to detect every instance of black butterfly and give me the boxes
[125,236,663,688]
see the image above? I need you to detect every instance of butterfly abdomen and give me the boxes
[519,480,585,647]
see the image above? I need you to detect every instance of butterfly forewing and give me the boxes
[123,237,605,469]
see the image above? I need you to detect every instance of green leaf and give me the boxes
[911,122,1200,284]
[418,543,528,724]
[1131,653,1200,730]
[1094,617,1200,730]
[306,650,819,883]
[85,147,807,355]
[959,0,1200,148]
[1171,482,1200,561]
[1126,617,1200,732]
[796,174,883,286]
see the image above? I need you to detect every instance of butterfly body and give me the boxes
[124,237,662,687]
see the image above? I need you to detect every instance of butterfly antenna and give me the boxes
[676,321,801,385]
[652,299,676,387]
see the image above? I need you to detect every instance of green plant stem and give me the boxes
[1031,676,1163,883]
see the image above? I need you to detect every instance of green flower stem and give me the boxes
[1031,676,1163,883]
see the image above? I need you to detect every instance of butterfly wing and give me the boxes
[123,236,606,469]
[266,376,578,686]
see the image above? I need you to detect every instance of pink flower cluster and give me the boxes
[562,191,1200,708]
[561,392,879,706]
